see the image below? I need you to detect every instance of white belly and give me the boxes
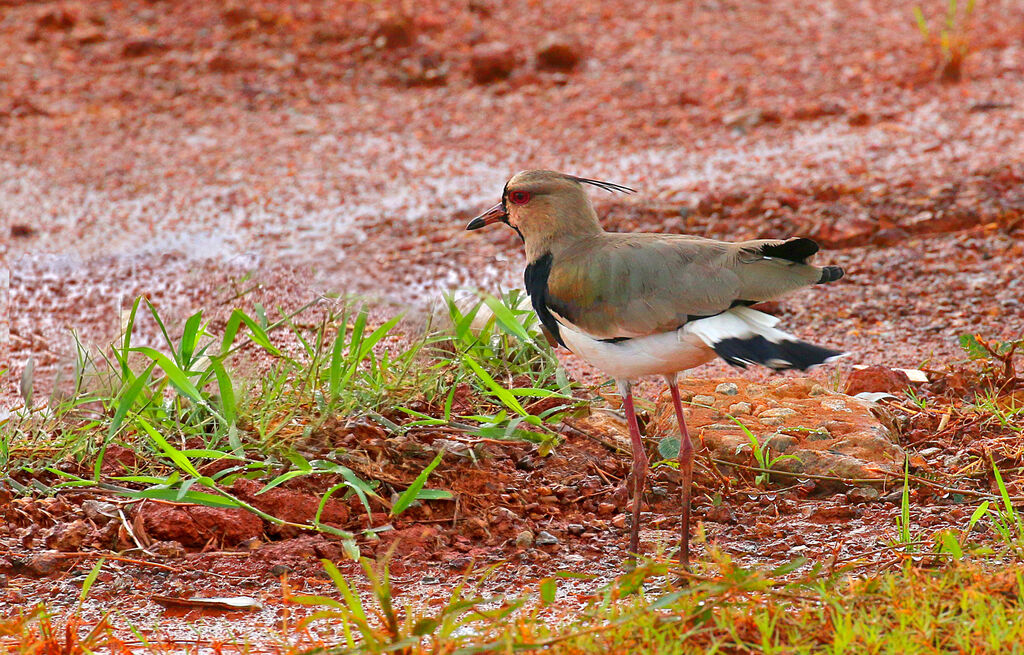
[558,322,715,382]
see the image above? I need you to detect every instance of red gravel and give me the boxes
[2,0,1024,645]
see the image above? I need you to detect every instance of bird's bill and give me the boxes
[466,203,506,230]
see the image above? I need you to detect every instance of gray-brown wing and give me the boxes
[545,234,828,339]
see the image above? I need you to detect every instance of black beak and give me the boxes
[466,202,506,230]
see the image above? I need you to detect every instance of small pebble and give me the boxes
[881,490,904,504]
[536,531,559,546]
[746,384,768,396]
[728,402,752,416]
[759,417,785,426]
[269,564,292,577]
[515,530,534,548]
[820,398,850,412]
[567,524,585,535]
[704,505,736,524]
[919,447,942,458]
[692,394,717,407]
[760,407,797,418]
[848,487,880,503]
[809,384,828,396]
[715,382,739,396]
[651,485,669,497]
[597,502,616,516]
[26,552,62,577]
[421,576,440,584]
[82,500,119,523]
[611,515,628,529]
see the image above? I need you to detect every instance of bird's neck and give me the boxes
[525,229,603,263]
[523,207,604,263]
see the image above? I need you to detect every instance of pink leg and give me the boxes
[666,375,693,569]
[619,381,649,566]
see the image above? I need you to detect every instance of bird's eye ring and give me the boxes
[509,190,531,205]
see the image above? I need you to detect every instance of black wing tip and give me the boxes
[759,237,820,263]
[817,266,845,284]
[712,335,845,371]
[568,175,636,195]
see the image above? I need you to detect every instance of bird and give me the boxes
[466,170,846,568]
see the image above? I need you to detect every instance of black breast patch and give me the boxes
[523,253,567,348]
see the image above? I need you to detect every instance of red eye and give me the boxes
[509,190,531,205]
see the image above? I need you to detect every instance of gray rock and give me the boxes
[536,531,559,546]
[567,524,585,536]
[715,382,740,396]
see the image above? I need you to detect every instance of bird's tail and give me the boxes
[686,307,845,371]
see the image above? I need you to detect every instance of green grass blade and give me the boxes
[145,298,178,356]
[482,294,531,341]
[328,325,347,401]
[391,452,445,516]
[130,347,201,400]
[136,417,201,478]
[78,557,105,604]
[123,487,240,507]
[913,6,930,38]
[221,309,283,357]
[341,314,403,388]
[259,470,310,494]
[178,311,204,369]
[414,489,453,501]
[462,355,528,416]
[321,559,369,623]
[107,362,155,440]
[130,347,226,424]
[210,359,237,426]
[119,296,142,379]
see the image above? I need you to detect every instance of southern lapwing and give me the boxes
[466,170,845,567]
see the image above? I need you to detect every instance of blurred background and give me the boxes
[3,0,1024,404]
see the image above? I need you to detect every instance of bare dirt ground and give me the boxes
[3,0,1024,646]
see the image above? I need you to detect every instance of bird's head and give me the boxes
[466,170,633,261]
